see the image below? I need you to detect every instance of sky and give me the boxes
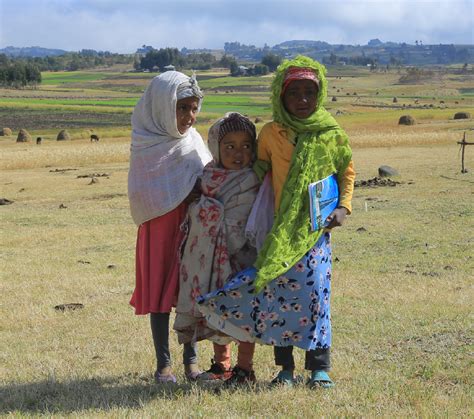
[0,0,473,53]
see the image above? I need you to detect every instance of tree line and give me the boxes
[0,56,41,87]
[136,48,282,77]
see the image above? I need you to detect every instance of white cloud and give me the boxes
[0,0,472,52]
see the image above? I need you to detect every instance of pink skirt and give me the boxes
[130,202,187,315]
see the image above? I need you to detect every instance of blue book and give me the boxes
[308,174,339,231]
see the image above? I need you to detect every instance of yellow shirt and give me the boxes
[257,122,355,213]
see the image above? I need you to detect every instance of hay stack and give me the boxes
[1,127,12,136]
[454,112,471,120]
[398,115,416,125]
[16,129,31,142]
[332,96,337,102]
[57,130,71,141]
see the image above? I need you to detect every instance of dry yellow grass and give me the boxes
[1,139,473,417]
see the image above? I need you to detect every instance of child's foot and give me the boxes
[197,360,232,382]
[223,365,256,388]
[184,363,202,381]
[307,370,334,389]
[270,369,296,387]
[154,366,176,384]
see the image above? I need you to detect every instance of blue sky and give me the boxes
[1,0,473,53]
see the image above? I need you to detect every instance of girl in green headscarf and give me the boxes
[197,56,355,388]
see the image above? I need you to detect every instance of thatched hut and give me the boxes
[57,130,71,141]
[398,115,416,125]
[16,129,31,142]
[1,127,12,136]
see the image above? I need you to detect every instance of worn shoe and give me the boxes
[307,370,334,389]
[270,370,296,387]
[223,365,256,387]
[197,360,233,382]
[154,370,177,384]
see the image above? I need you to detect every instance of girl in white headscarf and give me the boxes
[128,71,212,383]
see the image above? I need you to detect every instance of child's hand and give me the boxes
[325,207,348,229]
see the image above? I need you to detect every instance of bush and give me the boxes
[453,112,471,120]
[398,115,416,125]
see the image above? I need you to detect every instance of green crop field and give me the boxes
[0,65,473,417]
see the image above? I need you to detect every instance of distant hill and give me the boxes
[0,46,69,57]
[274,40,331,49]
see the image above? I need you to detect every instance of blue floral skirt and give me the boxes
[197,233,332,351]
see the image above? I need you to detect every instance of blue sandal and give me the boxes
[270,370,296,387]
[307,371,334,389]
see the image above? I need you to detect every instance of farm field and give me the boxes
[0,65,473,417]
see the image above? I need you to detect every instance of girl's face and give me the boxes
[282,79,318,119]
[219,131,253,170]
[176,96,199,134]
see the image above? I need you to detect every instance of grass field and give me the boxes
[0,65,473,417]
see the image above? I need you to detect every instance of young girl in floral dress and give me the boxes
[174,112,260,385]
[128,71,212,383]
[197,56,355,388]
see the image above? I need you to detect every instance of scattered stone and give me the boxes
[59,203,67,209]
[0,198,13,205]
[16,129,31,142]
[1,127,12,136]
[107,264,116,269]
[57,129,71,141]
[88,177,98,185]
[78,260,91,264]
[378,165,399,177]
[355,177,401,188]
[77,173,110,178]
[18,188,25,192]
[422,271,440,277]
[453,112,471,120]
[356,227,367,232]
[54,303,84,312]
[443,265,454,270]
[334,257,340,262]
[49,168,77,173]
[398,115,416,125]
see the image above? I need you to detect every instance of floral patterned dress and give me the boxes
[197,232,332,351]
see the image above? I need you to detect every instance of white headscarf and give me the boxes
[128,71,212,226]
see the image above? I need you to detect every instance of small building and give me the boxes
[163,65,176,72]
[237,65,249,75]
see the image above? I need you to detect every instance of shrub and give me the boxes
[453,112,471,120]
[398,115,416,125]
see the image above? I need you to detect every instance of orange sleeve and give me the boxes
[338,160,355,214]
[257,124,272,163]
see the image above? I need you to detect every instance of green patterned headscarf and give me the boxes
[253,55,352,292]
